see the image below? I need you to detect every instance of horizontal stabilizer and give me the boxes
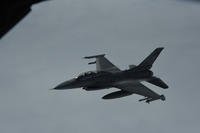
[147,77,168,89]
[137,47,164,70]
[102,90,132,99]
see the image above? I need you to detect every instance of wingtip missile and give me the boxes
[83,54,105,59]
[139,95,165,103]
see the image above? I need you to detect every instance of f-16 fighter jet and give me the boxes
[53,47,168,103]
[0,0,48,38]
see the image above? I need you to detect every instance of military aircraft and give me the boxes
[53,47,168,103]
[0,0,48,39]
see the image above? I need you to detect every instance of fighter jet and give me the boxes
[0,0,48,39]
[53,47,168,103]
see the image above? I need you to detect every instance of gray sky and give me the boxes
[0,0,200,133]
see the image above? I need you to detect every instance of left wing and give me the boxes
[84,54,121,73]
[111,81,165,103]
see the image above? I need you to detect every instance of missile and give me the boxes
[88,61,96,65]
[83,54,105,59]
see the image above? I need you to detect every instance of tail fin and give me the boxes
[137,47,164,70]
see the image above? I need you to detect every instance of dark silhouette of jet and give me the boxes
[0,0,48,39]
[52,48,168,103]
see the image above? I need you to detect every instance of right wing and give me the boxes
[114,82,160,98]
[84,54,121,73]
[109,81,165,103]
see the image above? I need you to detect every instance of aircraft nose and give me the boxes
[53,79,77,90]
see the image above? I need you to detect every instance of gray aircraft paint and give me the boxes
[53,48,167,103]
[0,0,200,133]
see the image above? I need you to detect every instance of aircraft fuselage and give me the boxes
[52,48,168,103]
[53,69,153,90]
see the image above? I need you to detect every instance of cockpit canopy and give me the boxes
[76,71,112,80]
[77,71,97,79]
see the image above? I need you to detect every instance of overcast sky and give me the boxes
[0,0,200,133]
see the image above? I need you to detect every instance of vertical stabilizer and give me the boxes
[136,47,164,70]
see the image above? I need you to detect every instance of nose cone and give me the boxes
[53,78,77,90]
